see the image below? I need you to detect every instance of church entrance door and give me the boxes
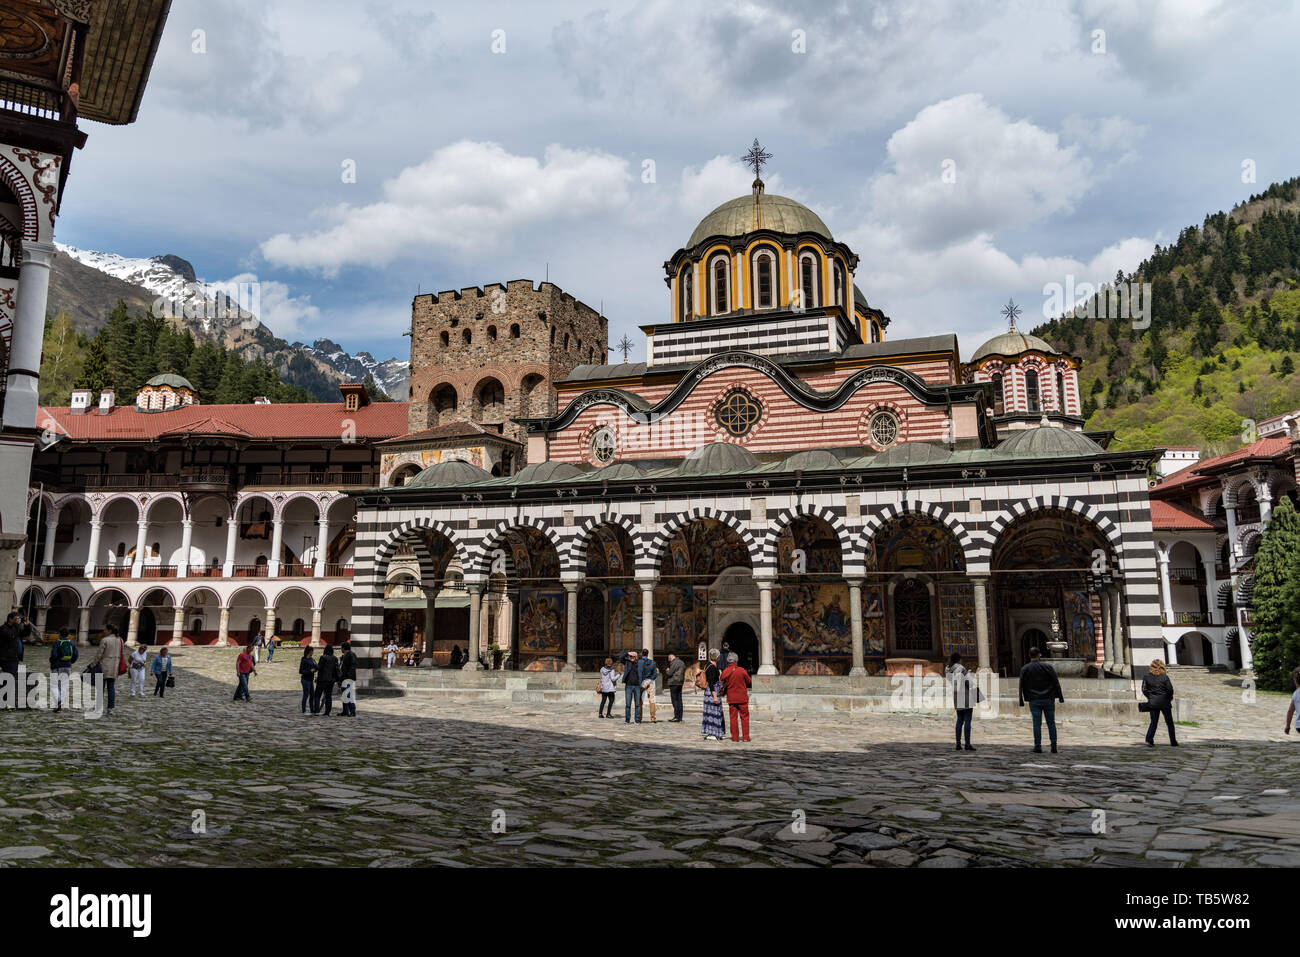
[723,621,759,675]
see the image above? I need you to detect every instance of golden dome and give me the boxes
[687,193,832,248]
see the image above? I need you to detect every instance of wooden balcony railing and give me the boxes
[324,564,353,578]
[232,564,269,577]
[47,565,84,578]
[280,565,314,577]
[1169,566,1205,582]
[140,565,177,578]
[1162,611,1212,626]
[244,468,378,487]
[93,566,132,578]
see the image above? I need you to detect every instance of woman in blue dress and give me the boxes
[701,648,726,740]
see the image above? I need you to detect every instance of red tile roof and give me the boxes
[38,401,410,443]
[1150,500,1216,531]
[375,421,521,447]
[1154,436,1292,494]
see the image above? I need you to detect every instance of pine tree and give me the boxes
[363,373,392,402]
[1248,498,1300,691]
[77,335,111,393]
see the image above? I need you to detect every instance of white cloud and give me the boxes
[677,155,791,215]
[225,273,322,337]
[260,141,634,275]
[867,94,1095,249]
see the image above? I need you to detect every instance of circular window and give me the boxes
[716,392,762,437]
[869,410,899,448]
[591,428,616,465]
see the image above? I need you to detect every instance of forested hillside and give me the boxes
[1034,177,1300,454]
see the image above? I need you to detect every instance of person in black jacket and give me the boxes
[0,612,29,701]
[1141,658,1177,746]
[1018,647,1065,753]
[314,645,340,715]
[339,641,358,717]
[298,647,318,714]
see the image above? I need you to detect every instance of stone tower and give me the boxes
[407,280,607,444]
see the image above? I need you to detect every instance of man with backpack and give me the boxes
[621,650,643,724]
[639,648,660,723]
[49,627,78,711]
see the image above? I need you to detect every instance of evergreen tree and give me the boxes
[363,373,392,402]
[1248,498,1300,691]
[77,335,111,394]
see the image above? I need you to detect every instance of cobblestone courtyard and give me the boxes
[1,649,1298,868]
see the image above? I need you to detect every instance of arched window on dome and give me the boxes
[1025,369,1040,413]
[991,373,1004,414]
[752,249,776,309]
[679,267,693,320]
[1056,370,1067,412]
[798,252,819,310]
[710,255,730,315]
[833,261,846,308]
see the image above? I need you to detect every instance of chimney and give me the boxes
[98,390,115,414]
[252,396,271,405]
[70,389,92,414]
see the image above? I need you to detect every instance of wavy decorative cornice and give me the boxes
[528,350,982,433]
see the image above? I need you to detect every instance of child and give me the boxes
[151,647,172,697]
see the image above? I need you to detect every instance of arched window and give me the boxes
[550,326,556,344]
[753,250,775,309]
[1025,369,1040,413]
[710,255,729,315]
[510,323,520,338]
[991,373,1004,412]
[462,329,472,345]
[487,325,498,341]
[564,333,570,351]
[833,261,846,308]
[679,267,693,320]
[439,331,449,347]
[1056,370,1066,411]
[799,252,819,309]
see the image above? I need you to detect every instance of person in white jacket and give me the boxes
[946,652,979,752]
[128,645,148,697]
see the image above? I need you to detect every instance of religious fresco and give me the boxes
[503,528,559,581]
[585,525,632,579]
[662,518,751,579]
[381,446,488,481]
[776,519,842,575]
[607,583,707,652]
[861,584,886,656]
[873,516,965,572]
[1066,589,1098,660]
[518,589,564,654]
[774,582,852,656]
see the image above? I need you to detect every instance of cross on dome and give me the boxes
[742,138,772,182]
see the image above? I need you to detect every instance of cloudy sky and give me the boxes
[55,0,1298,369]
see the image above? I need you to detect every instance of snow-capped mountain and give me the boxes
[299,338,410,401]
[52,244,408,401]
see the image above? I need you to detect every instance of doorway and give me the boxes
[723,621,759,674]
[1021,627,1049,661]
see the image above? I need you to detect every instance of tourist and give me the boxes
[314,645,340,715]
[720,651,752,742]
[87,624,124,715]
[151,647,172,697]
[449,644,463,669]
[640,648,659,723]
[234,642,256,702]
[1285,669,1300,738]
[1141,659,1178,747]
[252,631,262,664]
[339,640,358,717]
[128,643,148,697]
[700,648,725,741]
[0,612,27,706]
[385,640,398,669]
[299,647,318,713]
[1018,647,1064,753]
[49,627,78,711]
[266,633,276,663]
[947,652,978,752]
[411,629,423,667]
[664,652,686,722]
[598,657,618,718]
[621,649,643,723]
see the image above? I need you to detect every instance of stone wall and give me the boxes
[408,280,607,443]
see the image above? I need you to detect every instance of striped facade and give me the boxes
[349,466,1163,685]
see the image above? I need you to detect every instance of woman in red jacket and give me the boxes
[720,654,752,742]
